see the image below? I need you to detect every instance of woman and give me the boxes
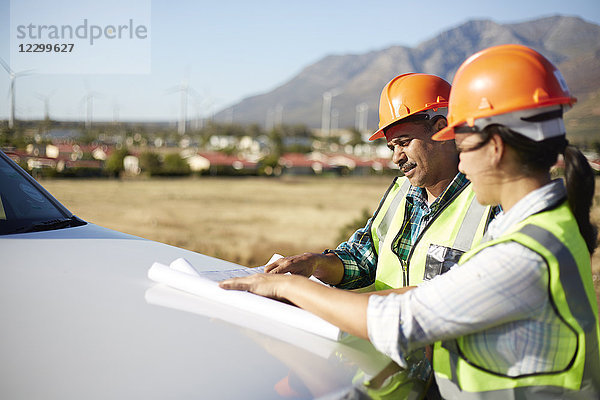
[221,44,600,398]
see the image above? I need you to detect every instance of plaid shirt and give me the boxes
[329,172,471,289]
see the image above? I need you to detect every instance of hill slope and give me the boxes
[215,15,600,141]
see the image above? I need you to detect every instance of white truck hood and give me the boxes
[0,223,393,399]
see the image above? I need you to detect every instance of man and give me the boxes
[266,73,493,293]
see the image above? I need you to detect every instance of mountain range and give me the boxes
[214,15,600,141]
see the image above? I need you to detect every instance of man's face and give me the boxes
[385,121,456,188]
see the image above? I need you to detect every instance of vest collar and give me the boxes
[486,179,566,240]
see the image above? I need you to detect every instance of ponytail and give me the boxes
[481,125,597,254]
[564,145,597,253]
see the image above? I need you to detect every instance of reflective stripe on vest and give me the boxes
[433,203,600,399]
[371,178,490,290]
[375,178,411,257]
[452,197,488,252]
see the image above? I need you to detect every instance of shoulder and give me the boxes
[460,241,548,283]
[470,241,545,265]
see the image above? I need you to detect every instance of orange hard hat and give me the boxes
[369,73,450,141]
[433,44,576,141]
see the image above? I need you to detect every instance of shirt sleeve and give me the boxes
[366,241,548,366]
[327,217,378,290]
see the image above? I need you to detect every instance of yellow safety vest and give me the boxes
[433,202,600,399]
[371,176,491,290]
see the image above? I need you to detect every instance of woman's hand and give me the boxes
[219,273,299,301]
[221,272,370,340]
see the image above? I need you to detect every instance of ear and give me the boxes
[434,117,448,131]
[487,133,505,167]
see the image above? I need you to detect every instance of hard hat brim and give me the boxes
[432,124,456,141]
[368,129,385,141]
[369,103,448,141]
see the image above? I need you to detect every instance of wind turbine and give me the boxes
[355,102,369,133]
[178,78,189,135]
[82,80,102,130]
[36,89,57,121]
[266,108,274,131]
[274,104,283,127]
[266,103,284,130]
[189,88,209,131]
[112,98,120,124]
[201,89,218,124]
[224,107,234,124]
[166,70,201,135]
[321,88,342,137]
[0,58,33,129]
[331,109,339,131]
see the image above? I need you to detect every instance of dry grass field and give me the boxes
[41,176,600,306]
[40,176,391,266]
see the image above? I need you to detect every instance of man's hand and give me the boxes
[264,252,345,285]
[264,252,320,277]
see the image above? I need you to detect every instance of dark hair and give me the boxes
[564,146,597,254]
[480,125,597,253]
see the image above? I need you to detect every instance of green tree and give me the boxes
[162,153,191,176]
[258,153,280,176]
[284,124,312,138]
[246,123,263,138]
[0,125,12,147]
[0,125,30,149]
[268,127,284,156]
[104,148,129,178]
[139,152,161,176]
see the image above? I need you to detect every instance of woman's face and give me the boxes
[455,132,499,206]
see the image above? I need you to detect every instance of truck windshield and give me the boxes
[0,151,86,235]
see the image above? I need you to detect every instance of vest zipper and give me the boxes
[394,181,471,287]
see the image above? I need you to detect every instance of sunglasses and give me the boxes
[454,126,492,153]
[454,125,481,134]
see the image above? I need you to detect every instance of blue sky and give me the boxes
[0,0,599,124]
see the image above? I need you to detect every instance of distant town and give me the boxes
[0,119,400,178]
[3,117,600,179]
